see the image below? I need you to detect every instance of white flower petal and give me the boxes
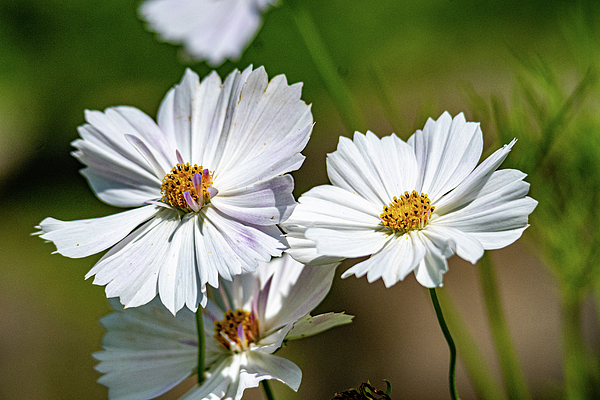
[262,260,339,333]
[293,185,382,229]
[434,169,537,249]
[327,132,418,205]
[433,138,516,215]
[414,242,449,287]
[180,356,232,400]
[87,210,182,308]
[215,70,312,185]
[426,225,484,264]
[341,232,426,287]
[158,215,200,314]
[212,174,296,226]
[79,168,160,207]
[94,298,197,400]
[140,0,273,66]
[407,112,483,201]
[195,208,286,285]
[307,227,388,259]
[286,312,354,341]
[37,205,158,258]
[242,352,302,393]
[283,227,344,266]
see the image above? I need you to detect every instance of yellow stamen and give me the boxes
[380,190,435,233]
[214,309,259,350]
[161,163,214,210]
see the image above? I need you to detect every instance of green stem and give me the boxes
[287,4,367,133]
[561,287,588,400]
[436,289,507,400]
[478,253,531,400]
[429,288,460,400]
[196,310,206,385]
[261,380,276,400]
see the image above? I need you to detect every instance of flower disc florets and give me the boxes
[380,190,435,233]
[161,163,216,211]
[214,309,259,351]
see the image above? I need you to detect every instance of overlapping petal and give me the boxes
[94,255,351,399]
[37,67,312,314]
[285,112,536,288]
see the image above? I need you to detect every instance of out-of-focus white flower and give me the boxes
[94,254,352,400]
[284,112,537,287]
[139,0,277,66]
[36,66,313,314]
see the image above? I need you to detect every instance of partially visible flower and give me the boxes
[139,0,277,66]
[36,66,313,314]
[94,254,352,400]
[284,112,537,288]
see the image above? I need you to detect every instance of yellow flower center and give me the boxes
[214,309,259,351]
[380,190,435,233]
[160,163,215,210]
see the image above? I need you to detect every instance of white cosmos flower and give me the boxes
[36,66,313,314]
[139,0,277,66]
[94,254,352,400]
[283,112,538,288]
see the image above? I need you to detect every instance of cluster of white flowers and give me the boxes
[36,5,536,399]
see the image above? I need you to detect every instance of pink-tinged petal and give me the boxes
[286,312,354,341]
[211,174,296,226]
[407,112,483,201]
[183,191,201,212]
[36,205,158,258]
[433,139,516,215]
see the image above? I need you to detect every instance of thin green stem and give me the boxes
[478,253,531,400]
[436,289,507,400]
[287,4,367,133]
[261,380,276,400]
[195,310,206,385]
[429,288,460,400]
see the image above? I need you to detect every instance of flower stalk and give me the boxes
[262,380,276,400]
[436,289,507,400]
[429,288,460,400]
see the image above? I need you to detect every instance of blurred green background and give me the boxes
[1,0,599,399]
